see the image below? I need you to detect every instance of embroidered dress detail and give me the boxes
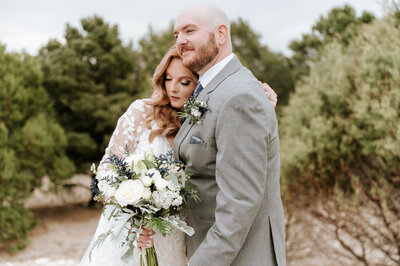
[80,99,187,266]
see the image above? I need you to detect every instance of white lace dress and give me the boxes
[80,99,187,266]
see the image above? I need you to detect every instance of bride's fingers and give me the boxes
[137,238,153,254]
[131,228,155,238]
[259,81,278,108]
[140,228,155,237]
[260,82,277,98]
[137,239,152,247]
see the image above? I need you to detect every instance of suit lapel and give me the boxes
[174,55,242,161]
[175,114,195,161]
[203,55,242,95]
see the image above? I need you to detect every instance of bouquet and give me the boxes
[89,148,199,266]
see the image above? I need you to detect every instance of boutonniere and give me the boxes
[178,97,210,125]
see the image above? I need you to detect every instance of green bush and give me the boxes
[0,45,75,251]
[289,4,375,81]
[280,15,400,264]
[38,16,139,171]
[281,16,400,196]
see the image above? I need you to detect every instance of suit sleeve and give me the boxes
[188,91,274,265]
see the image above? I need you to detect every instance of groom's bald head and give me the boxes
[178,3,231,33]
[174,3,232,74]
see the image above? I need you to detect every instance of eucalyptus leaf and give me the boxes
[142,159,156,169]
[169,171,179,186]
[181,170,186,187]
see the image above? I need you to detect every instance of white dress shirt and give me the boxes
[198,53,234,88]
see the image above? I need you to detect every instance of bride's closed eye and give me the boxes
[181,80,192,86]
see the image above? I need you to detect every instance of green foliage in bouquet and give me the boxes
[0,45,75,251]
[38,16,140,171]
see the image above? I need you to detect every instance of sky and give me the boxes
[0,0,384,56]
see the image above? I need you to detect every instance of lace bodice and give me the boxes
[80,99,187,266]
[98,99,171,173]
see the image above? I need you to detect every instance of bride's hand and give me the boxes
[133,227,155,253]
[260,81,277,108]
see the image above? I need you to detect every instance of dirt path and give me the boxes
[0,205,102,266]
[0,204,368,266]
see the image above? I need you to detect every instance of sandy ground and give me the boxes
[0,205,102,266]
[0,204,375,266]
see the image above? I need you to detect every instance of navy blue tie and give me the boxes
[193,82,204,98]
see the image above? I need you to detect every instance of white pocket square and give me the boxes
[190,135,204,144]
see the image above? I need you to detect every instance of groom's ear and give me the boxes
[215,24,228,46]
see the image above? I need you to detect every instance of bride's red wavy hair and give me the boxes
[144,45,198,143]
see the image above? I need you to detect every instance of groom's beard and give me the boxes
[186,33,219,74]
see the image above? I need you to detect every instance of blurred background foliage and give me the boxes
[0,3,399,264]
[281,9,400,264]
[0,45,74,251]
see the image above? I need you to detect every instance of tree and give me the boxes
[231,18,294,107]
[135,23,176,98]
[280,14,400,265]
[0,45,74,251]
[38,16,139,171]
[289,4,375,81]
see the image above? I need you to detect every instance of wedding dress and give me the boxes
[80,99,187,266]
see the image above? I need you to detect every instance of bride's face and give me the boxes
[164,58,197,109]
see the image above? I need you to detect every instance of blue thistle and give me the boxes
[106,153,136,180]
[91,177,100,197]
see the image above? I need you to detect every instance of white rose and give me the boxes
[154,177,169,191]
[97,180,108,193]
[114,179,144,207]
[124,153,145,173]
[140,175,153,187]
[142,188,151,200]
[98,180,116,199]
[95,169,109,180]
[147,169,162,180]
[191,108,201,117]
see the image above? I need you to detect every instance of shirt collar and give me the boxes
[199,53,234,88]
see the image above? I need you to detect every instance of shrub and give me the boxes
[0,45,75,251]
[280,15,400,265]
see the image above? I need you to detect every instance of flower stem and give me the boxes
[140,241,159,266]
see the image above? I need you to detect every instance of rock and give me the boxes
[25,175,93,209]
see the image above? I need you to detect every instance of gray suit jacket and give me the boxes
[173,55,286,266]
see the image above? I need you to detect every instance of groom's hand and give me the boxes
[132,227,155,253]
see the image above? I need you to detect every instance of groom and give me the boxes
[173,3,286,266]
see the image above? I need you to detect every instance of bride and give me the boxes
[80,45,277,266]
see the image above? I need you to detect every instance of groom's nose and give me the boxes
[176,33,188,46]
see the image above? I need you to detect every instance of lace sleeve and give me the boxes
[97,99,150,174]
